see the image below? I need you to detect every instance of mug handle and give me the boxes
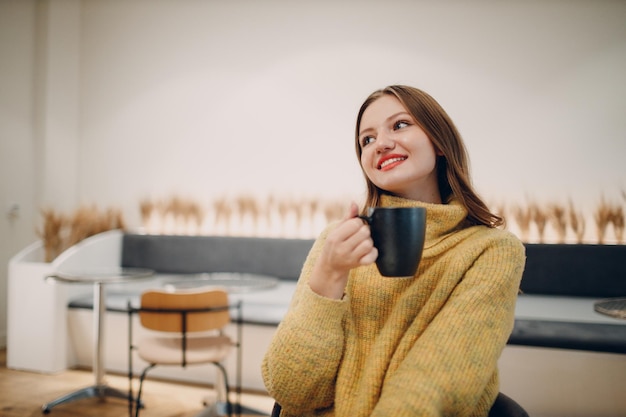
[357,215,371,224]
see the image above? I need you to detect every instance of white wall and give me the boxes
[0,0,38,348]
[1,0,625,353]
[74,0,626,225]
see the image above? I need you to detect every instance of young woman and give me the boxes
[262,85,526,417]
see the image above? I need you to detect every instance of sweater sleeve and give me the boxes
[371,232,526,417]
[262,225,349,413]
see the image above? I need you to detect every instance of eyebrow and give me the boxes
[359,111,411,137]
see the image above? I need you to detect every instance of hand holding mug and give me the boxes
[309,203,378,298]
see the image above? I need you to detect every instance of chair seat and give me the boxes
[137,335,233,365]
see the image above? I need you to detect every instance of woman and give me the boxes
[262,85,526,417]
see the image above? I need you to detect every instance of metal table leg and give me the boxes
[42,283,130,413]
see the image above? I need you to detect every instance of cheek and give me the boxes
[421,150,439,172]
[360,151,371,168]
[417,140,439,162]
[361,154,380,178]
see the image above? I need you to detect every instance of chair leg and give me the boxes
[134,364,156,417]
[271,402,282,417]
[212,362,233,417]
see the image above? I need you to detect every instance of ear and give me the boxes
[435,148,445,156]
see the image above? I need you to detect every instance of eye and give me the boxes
[361,136,375,147]
[393,120,409,130]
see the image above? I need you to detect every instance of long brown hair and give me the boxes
[355,85,502,228]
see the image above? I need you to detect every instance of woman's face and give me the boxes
[358,95,442,204]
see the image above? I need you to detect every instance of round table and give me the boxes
[160,272,279,293]
[42,267,154,413]
[594,297,626,320]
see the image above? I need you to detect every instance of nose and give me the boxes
[375,132,394,153]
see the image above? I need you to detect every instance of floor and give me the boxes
[0,349,274,417]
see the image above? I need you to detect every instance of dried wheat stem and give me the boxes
[37,209,66,262]
[568,199,585,244]
[594,197,612,244]
[610,205,624,244]
[511,203,532,242]
[548,203,567,243]
[139,199,154,228]
[530,203,547,243]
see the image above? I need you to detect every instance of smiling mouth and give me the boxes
[378,156,407,170]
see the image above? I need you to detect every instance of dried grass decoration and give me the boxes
[530,203,548,243]
[547,203,567,243]
[511,203,532,242]
[594,197,612,244]
[37,209,66,262]
[609,204,624,244]
[37,205,125,262]
[568,199,585,244]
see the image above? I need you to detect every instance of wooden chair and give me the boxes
[127,288,241,417]
[270,392,528,417]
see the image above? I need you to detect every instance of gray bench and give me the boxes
[511,244,626,354]
[69,235,626,354]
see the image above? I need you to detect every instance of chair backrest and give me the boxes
[488,392,529,417]
[139,288,230,333]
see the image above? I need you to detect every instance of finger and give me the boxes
[345,227,374,258]
[359,247,378,266]
[331,203,365,242]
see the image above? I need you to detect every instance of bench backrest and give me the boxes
[521,244,626,298]
[121,234,315,281]
[122,235,626,297]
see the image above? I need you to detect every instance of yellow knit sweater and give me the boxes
[262,195,526,417]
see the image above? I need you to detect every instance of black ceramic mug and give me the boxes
[359,207,427,278]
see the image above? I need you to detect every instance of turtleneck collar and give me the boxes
[379,194,469,245]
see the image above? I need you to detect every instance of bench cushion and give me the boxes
[509,319,626,354]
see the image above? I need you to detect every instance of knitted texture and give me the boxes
[262,195,526,417]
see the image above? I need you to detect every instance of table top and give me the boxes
[160,272,279,294]
[46,267,154,284]
[594,297,626,320]
[515,294,626,325]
